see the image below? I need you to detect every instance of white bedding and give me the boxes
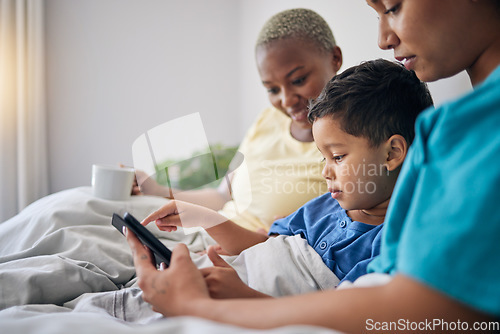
[0,187,343,334]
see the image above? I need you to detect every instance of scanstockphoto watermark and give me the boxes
[259,160,389,195]
[366,318,500,332]
[335,159,390,178]
[260,161,323,195]
[260,159,390,178]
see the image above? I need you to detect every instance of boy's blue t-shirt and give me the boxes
[269,192,383,283]
[369,65,500,316]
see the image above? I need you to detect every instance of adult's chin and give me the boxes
[291,118,313,129]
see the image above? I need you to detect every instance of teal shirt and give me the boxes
[368,65,500,316]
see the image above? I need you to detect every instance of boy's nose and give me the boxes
[321,163,334,180]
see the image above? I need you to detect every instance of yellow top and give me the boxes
[220,107,327,231]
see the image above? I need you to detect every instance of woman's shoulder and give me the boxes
[413,65,500,166]
[444,64,500,116]
[253,107,289,128]
[419,66,500,138]
[243,107,289,140]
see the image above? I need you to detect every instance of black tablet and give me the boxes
[112,212,172,267]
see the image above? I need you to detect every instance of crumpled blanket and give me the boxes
[0,187,345,333]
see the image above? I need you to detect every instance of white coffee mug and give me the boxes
[91,164,135,201]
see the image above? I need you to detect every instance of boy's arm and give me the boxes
[141,200,268,255]
[126,233,494,333]
[205,220,269,255]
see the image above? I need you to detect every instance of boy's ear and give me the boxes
[330,46,343,73]
[384,134,408,171]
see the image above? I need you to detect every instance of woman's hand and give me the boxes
[130,170,143,195]
[141,200,229,231]
[124,227,210,316]
[133,169,171,197]
[119,164,144,196]
[200,246,271,299]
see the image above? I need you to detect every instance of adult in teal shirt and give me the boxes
[368,64,500,315]
[125,1,500,332]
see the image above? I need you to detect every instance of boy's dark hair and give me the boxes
[308,59,433,146]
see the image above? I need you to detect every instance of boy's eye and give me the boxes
[333,155,345,163]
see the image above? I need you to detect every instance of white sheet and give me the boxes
[0,187,347,333]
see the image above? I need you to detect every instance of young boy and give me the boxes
[267,58,433,284]
[136,59,433,295]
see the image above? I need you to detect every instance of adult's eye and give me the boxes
[384,3,400,15]
[292,76,306,86]
[267,87,279,94]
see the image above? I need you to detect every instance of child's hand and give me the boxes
[141,200,229,231]
[197,244,231,256]
[201,246,270,299]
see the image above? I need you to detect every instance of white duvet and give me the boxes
[0,187,345,334]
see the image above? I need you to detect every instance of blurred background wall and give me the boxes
[45,0,471,193]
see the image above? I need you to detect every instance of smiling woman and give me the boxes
[134,8,343,233]
[0,0,48,221]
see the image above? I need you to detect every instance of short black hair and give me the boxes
[308,59,433,146]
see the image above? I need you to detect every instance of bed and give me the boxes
[0,187,344,333]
